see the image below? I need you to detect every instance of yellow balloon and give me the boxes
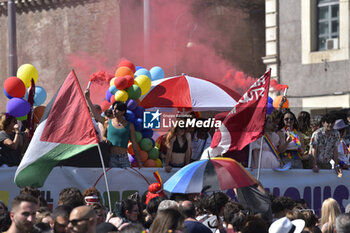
[114,90,128,102]
[155,158,162,168]
[17,64,38,88]
[110,77,116,87]
[135,75,151,96]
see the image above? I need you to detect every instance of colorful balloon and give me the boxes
[150,66,164,81]
[110,77,116,87]
[4,77,26,98]
[135,131,142,143]
[100,100,111,112]
[135,66,144,71]
[125,110,135,123]
[135,68,152,79]
[273,96,289,109]
[267,103,275,115]
[134,106,145,119]
[148,148,159,160]
[144,159,157,167]
[140,138,153,152]
[106,89,113,103]
[134,75,151,96]
[140,150,148,162]
[268,96,273,104]
[124,75,134,88]
[32,86,47,106]
[3,88,13,99]
[126,99,138,111]
[155,158,162,168]
[118,60,136,73]
[114,76,129,90]
[114,90,128,102]
[109,85,118,95]
[135,118,143,132]
[115,66,134,78]
[17,64,38,88]
[142,128,153,138]
[16,115,27,121]
[33,106,46,124]
[126,85,141,100]
[6,98,31,117]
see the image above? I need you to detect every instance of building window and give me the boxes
[317,0,339,50]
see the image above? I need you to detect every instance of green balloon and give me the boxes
[140,138,153,152]
[148,148,159,160]
[135,131,142,143]
[16,115,27,121]
[126,85,141,100]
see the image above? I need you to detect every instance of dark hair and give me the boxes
[58,187,84,208]
[146,196,166,217]
[33,222,52,233]
[0,212,11,232]
[0,200,8,213]
[53,205,73,220]
[223,201,244,228]
[271,196,295,214]
[11,194,38,210]
[20,186,41,199]
[112,101,127,112]
[170,193,188,202]
[121,199,138,218]
[301,209,319,228]
[278,110,299,131]
[82,187,100,198]
[241,215,268,233]
[207,192,229,216]
[321,114,336,124]
[0,113,16,131]
[297,111,311,134]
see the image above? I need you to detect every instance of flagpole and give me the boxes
[96,143,112,212]
[257,137,264,180]
[248,144,252,168]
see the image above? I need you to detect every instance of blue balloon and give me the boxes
[134,68,152,79]
[268,96,273,104]
[267,103,275,115]
[6,98,31,117]
[32,86,47,106]
[106,89,113,103]
[135,118,143,131]
[134,106,145,119]
[142,128,153,138]
[150,66,164,81]
[126,99,137,111]
[135,66,144,71]
[125,110,135,124]
[109,85,118,95]
[3,88,13,99]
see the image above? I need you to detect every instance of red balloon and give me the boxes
[118,60,136,73]
[114,76,129,90]
[110,95,116,105]
[124,75,134,88]
[144,159,157,167]
[4,76,26,98]
[100,100,110,112]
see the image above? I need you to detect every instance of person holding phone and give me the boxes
[0,113,24,166]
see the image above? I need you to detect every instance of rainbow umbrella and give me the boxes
[163,157,256,193]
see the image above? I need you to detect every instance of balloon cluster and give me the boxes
[103,60,165,167]
[267,96,290,115]
[4,64,47,121]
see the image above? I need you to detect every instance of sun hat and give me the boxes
[334,119,349,130]
[269,217,305,233]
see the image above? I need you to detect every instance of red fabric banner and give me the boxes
[210,69,271,155]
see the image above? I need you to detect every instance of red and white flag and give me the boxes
[210,69,271,156]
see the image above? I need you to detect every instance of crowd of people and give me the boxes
[2,183,350,233]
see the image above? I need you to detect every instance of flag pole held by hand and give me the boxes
[86,81,92,91]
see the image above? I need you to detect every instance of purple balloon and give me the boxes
[128,154,136,162]
[267,103,275,115]
[142,128,153,138]
[134,106,145,119]
[125,110,135,124]
[106,89,113,103]
[268,96,273,104]
[6,98,31,117]
[126,99,138,111]
[135,118,143,131]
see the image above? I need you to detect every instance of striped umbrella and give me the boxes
[163,157,256,193]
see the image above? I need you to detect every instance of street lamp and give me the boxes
[8,0,18,76]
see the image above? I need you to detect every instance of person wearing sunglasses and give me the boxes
[277,110,305,169]
[67,206,97,233]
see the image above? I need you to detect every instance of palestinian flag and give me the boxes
[15,70,99,188]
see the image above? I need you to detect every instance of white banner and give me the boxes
[1,167,349,216]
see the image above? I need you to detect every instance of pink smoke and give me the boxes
[67,0,262,105]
